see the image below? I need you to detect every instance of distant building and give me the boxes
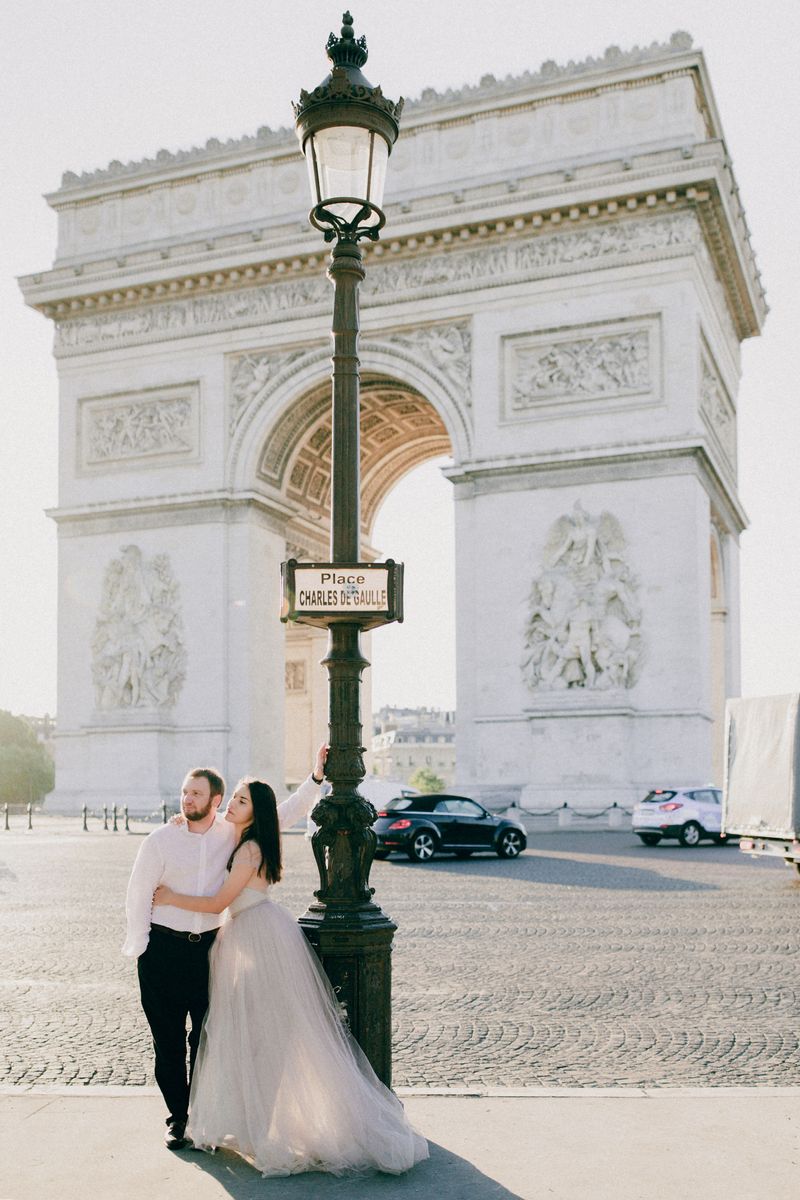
[371,706,456,788]
[20,714,56,761]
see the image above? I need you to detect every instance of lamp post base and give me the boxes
[299,903,397,1088]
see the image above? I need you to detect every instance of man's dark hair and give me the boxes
[187,767,225,800]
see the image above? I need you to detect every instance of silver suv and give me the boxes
[632,787,729,847]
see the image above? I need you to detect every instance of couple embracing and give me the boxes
[123,746,427,1177]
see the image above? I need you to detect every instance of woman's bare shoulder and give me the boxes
[232,840,261,867]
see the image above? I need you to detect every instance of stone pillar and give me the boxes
[48,503,288,813]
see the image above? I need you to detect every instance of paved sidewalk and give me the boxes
[1,1087,798,1200]
[5,830,799,1091]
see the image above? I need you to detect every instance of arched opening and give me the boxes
[267,378,455,789]
[368,457,456,787]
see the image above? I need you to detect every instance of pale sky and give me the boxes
[2,0,799,716]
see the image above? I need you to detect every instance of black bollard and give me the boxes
[103,805,108,831]
[27,803,32,830]
[112,804,118,833]
[3,804,8,832]
[161,803,167,825]
[124,805,129,832]
[82,805,88,832]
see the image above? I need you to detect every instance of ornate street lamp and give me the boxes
[286,12,404,1086]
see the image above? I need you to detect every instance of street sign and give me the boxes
[280,560,404,630]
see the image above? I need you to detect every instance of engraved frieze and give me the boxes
[700,355,736,470]
[509,327,650,411]
[54,212,701,356]
[285,661,307,693]
[92,545,187,711]
[523,503,642,692]
[79,385,200,469]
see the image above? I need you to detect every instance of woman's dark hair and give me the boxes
[227,779,282,883]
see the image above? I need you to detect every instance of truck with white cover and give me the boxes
[723,693,800,876]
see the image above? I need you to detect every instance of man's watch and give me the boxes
[312,772,324,784]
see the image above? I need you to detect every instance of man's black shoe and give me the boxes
[164,1119,190,1150]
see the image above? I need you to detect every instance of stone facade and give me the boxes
[20,34,764,811]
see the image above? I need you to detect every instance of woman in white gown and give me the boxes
[152,751,428,1178]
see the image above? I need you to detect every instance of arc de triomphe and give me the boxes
[21,34,764,813]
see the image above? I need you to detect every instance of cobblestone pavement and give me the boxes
[1,819,799,1088]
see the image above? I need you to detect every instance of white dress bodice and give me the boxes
[228,884,271,916]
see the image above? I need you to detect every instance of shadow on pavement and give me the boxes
[380,848,718,891]
[179,1141,525,1199]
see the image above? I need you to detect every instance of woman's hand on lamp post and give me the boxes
[313,743,329,784]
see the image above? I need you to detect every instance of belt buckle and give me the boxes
[188,932,202,943]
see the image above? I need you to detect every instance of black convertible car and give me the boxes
[372,794,527,863]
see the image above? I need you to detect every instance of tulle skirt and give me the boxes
[186,895,428,1177]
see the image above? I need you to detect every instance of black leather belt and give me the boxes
[150,923,217,944]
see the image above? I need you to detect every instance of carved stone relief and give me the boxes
[285,661,306,693]
[523,503,642,692]
[699,354,736,471]
[79,385,199,469]
[55,212,700,356]
[229,348,311,435]
[505,320,654,417]
[92,545,187,711]
[373,324,472,403]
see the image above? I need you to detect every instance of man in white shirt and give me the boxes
[123,761,324,1149]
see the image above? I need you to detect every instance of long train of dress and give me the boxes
[186,886,428,1176]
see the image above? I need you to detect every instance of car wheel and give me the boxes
[678,821,703,847]
[637,833,661,846]
[496,829,524,858]
[373,849,390,860]
[453,850,473,859]
[407,831,436,863]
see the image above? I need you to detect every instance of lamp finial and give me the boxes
[326,11,369,71]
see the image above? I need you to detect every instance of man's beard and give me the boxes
[184,799,214,822]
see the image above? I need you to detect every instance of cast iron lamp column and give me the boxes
[293,12,403,1086]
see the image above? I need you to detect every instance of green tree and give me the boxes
[0,712,55,805]
[408,768,445,794]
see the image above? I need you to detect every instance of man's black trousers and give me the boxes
[137,927,217,1124]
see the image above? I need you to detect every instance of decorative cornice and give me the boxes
[59,130,294,191]
[47,489,295,531]
[25,139,766,342]
[43,199,712,354]
[444,441,748,533]
[692,189,765,348]
[410,32,695,113]
[57,33,695,191]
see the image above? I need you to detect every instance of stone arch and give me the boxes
[233,352,462,789]
[227,325,473,497]
[257,376,452,553]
